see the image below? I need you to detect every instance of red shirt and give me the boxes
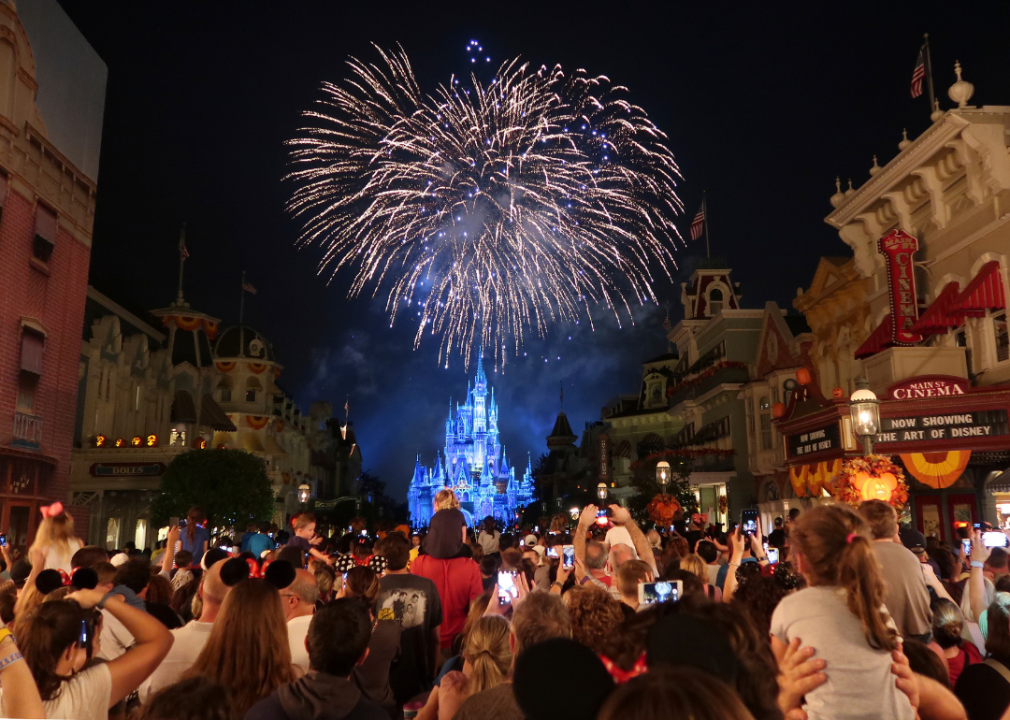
[411,554,483,648]
[947,641,983,687]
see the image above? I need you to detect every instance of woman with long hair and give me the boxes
[931,597,981,687]
[30,503,82,575]
[183,579,297,720]
[680,552,722,602]
[179,507,209,565]
[340,566,400,717]
[417,615,511,720]
[770,504,913,720]
[13,588,172,720]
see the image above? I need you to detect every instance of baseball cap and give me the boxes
[524,534,538,547]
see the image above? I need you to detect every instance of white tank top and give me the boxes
[44,538,83,575]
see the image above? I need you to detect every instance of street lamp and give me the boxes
[656,461,671,494]
[596,482,608,502]
[297,483,311,506]
[849,382,881,455]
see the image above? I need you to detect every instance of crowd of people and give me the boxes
[0,490,1008,719]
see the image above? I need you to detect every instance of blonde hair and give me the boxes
[791,504,898,652]
[680,554,708,585]
[463,615,512,694]
[184,579,295,719]
[30,512,75,557]
[434,489,460,511]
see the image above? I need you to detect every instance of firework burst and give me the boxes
[285,44,683,368]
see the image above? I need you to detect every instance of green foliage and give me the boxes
[626,455,699,526]
[150,449,275,528]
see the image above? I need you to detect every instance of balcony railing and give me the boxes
[13,412,42,449]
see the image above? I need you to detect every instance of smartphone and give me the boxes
[974,523,981,529]
[519,539,525,547]
[169,516,179,527]
[546,546,559,559]
[498,571,518,602]
[638,579,682,606]
[962,539,972,556]
[983,531,1009,548]
[79,618,92,654]
[342,573,348,582]
[596,508,609,527]
[741,509,758,539]
[562,545,575,570]
[766,547,780,564]
[0,534,6,548]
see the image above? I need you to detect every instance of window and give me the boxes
[759,396,770,410]
[760,414,773,450]
[245,389,256,402]
[955,328,973,373]
[221,388,232,402]
[106,518,121,550]
[33,205,57,264]
[995,311,1009,363]
[16,371,38,412]
[709,288,723,316]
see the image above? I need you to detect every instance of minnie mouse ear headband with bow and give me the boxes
[36,569,70,595]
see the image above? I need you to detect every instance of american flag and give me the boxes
[179,241,189,259]
[911,48,926,98]
[242,281,257,295]
[689,204,706,241]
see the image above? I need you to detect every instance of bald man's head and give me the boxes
[608,543,635,572]
[199,560,231,606]
[289,569,319,606]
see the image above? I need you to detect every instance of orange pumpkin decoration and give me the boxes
[772,402,786,418]
[832,386,845,399]
[796,368,812,385]
[856,472,898,501]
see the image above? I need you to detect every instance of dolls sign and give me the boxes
[878,229,922,345]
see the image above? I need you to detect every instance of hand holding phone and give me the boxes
[766,547,780,564]
[638,579,682,606]
[562,545,575,570]
[546,546,559,559]
[498,571,518,603]
[0,534,7,549]
[741,509,758,539]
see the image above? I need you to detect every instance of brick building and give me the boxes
[0,0,106,550]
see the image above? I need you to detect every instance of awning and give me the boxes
[642,432,662,445]
[211,431,234,449]
[855,314,894,359]
[263,433,288,457]
[34,205,57,241]
[613,441,631,458]
[170,390,198,424]
[242,433,265,452]
[911,282,962,335]
[987,469,1010,495]
[200,394,237,431]
[952,261,1005,318]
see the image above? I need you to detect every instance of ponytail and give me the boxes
[462,615,512,694]
[837,534,897,652]
[790,504,898,653]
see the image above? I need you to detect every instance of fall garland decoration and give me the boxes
[666,361,748,397]
[647,494,682,526]
[830,455,909,510]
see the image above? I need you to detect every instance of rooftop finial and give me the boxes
[175,223,189,306]
[948,60,974,109]
[844,179,855,198]
[830,177,845,208]
[898,129,910,151]
[869,155,881,176]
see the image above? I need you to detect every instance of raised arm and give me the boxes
[574,504,597,566]
[160,525,180,579]
[0,631,45,718]
[67,588,173,705]
[609,505,657,574]
[968,528,990,622]
[722,528,746,603]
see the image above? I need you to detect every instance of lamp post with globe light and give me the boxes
[656,461,671,494]
[849,381,881,456]
[297,483,311,508]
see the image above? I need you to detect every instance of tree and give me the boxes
[150,449,275,528]
[626,453,699,526]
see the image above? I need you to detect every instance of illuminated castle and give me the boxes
[408,354,534,527]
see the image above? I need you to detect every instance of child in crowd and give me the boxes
[170,550,194,592]
[30,503,83,576]
[770,504,915,720]
[287,513,333,566]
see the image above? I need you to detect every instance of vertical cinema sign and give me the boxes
[879,229,922,344]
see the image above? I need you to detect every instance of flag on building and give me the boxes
[911,48,926,98]
[242,280,257,295]
[178,224,189,259]
[689,204,706,241]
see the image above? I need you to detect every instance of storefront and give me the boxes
[777,375,1010,541]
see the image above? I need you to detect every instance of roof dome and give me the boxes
[214,325,276,362]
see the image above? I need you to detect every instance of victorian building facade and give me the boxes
[0,0,106,552]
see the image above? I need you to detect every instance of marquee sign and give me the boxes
[888,376,970,401]
[89,462,165,478]
[787,422,841,458]
[875,410,1009,445]
[879,229,922,345]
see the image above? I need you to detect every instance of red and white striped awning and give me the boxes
[951,261,1005,318]
[855,314,894,359]
[911,281,961,336]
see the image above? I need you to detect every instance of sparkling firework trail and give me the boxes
[285,44,684,368]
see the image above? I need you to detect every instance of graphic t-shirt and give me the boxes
[375,573,443,704]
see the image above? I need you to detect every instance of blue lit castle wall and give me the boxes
[408,355,534,527]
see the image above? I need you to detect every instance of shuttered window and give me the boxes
[20,329,44,375]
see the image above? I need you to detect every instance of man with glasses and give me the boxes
[280,569,319,673]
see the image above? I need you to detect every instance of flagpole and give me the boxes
[703,193,711,259]
[176,223,186,305]
[239,270,246,325]
[923,33,937,117]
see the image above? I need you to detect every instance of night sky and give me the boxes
[57,1,1010,498]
